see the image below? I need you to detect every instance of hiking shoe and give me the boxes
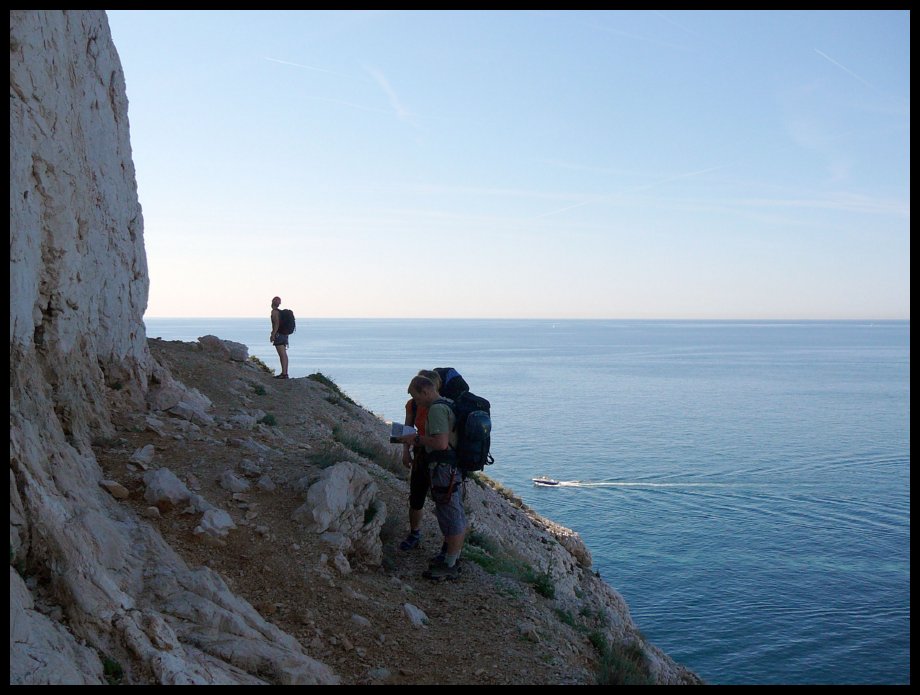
[273,374,289,379]
[398,531,421,551]
[428,556,462,574]
[428,544,448,567]
[423,559,461,581]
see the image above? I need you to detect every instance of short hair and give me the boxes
[408,375,437,396]
[417,369,441,391]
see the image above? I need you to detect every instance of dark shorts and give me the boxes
[409,450,430,510]
[273,333,289,346]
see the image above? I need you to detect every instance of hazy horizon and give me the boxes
[143,315,909,322]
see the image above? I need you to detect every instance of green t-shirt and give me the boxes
[425,400,457,453]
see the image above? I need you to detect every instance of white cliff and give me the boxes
[9,10,336,685]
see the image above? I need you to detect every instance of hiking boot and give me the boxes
[423,559,461,581]
[398,531,421,551]
[427,542,449,567]
[273,374,289,379]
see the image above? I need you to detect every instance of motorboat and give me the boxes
[532,476,561,486]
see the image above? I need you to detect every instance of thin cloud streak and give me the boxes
[301,94,394,116]
[264,56,352,79]
[652,10,700,36]
[814,49,875,91]
[534,158,642,177]
[646,193,910,220]
[364,65,417,127]
[533,11,689,51]
[357,181,582,202]
[734,193,909,218]
[531,164,731,220]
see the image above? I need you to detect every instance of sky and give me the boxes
[105,10,910,320]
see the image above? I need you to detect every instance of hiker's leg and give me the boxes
[400,457,430,550]
[408,457,428,531]
[445,531,464,558]
[275,343,288,375]
[409,507,423,531]
[437,487,466,567]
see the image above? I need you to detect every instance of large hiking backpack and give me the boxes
[434,392,494,475]
[278,309,296,335]
[434,366,469,400]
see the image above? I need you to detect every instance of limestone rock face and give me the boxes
[144,468,194,507]
[9,10,337,685]
[10,568,105,685]
[198,334,249,362]
[294,461,387,566]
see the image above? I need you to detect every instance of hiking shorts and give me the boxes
[429,462,466,537]
[409,450,430,510]
[272,333,289,346]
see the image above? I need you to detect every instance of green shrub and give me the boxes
[580,605,608,625]
[479,476,532,512]
[364,501,382,525]
[309,441,345,469]
[467,530,499,554]
[463,534,513,575]
[589,630,609,655]
[466,471,488,488]
[556,609,578,628]
[593,636,654,686]
[10,544,26,576]
[259,413,277,427]
[463,534,555,598]
[332,426,402,475]
[528,570,556,599]
[308,372,357,406]
[249,355,273,374]
[102,656,124,685]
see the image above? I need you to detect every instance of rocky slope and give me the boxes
[92,337,704,684]
[9,10,701,685]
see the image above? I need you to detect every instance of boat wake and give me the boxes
[533,479,738,489]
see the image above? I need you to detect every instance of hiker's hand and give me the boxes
[397,433,417,444]
[402,449,412,468]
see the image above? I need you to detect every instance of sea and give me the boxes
[144,318,910,685]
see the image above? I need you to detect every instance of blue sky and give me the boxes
[105,10,910,319]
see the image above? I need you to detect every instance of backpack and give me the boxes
[278,309,296,335]
[433,392,494,475]
[434,366,469,400]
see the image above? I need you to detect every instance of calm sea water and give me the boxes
[145,318,910,685]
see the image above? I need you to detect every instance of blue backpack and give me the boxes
[434,392,494,475]
[434,367,469,401]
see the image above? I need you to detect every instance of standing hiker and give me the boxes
[398,370,442,553]
[398,375,466,580]
[269,296,290,379]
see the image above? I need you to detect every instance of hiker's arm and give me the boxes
[404,400,414,427]
[396,431,447,450]
[403,403,448,450]
[421,432,449,451]
[401,401,414,466]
